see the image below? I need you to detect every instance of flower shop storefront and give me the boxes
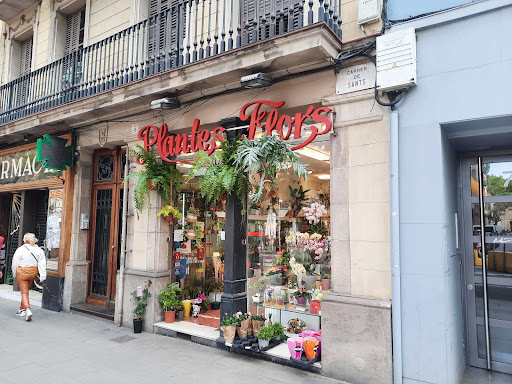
[144,99,332,368]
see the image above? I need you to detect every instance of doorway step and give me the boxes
[70,302,114,321]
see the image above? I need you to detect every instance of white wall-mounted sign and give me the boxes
[336,63,376,95]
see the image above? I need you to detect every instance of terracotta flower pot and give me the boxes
[315,280,322,289]
[148,179,158,190]
[222,325,237,344]
[164,214,173,222]
[322,278,331,290]
[164,310,176,323]
[186,230,196,240]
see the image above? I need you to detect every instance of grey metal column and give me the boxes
[477,156,491,370]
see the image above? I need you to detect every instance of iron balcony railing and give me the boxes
[0,0,342,124]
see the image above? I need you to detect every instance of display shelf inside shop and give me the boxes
[215,212,308,221]
[252,304,321,331]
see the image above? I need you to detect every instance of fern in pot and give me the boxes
[125,145,183,218]
[188,135,308,213]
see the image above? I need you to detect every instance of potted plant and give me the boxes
[294,289,310,306]
[270,322,286,341]
[221,313,239,344]
[158,284,182,323]
[266,266,288,286]
[321,266,331,290]
[289,185,310,217]
[176,302,185,320]
[236,312,251,338]
[251,314,266,337]
[256,326,274,350]
[131,281,152,333]
[251,278,266,304]
[125,145,183,218]
[157,205,181,222]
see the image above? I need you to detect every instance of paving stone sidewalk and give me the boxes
[0,298,347,384]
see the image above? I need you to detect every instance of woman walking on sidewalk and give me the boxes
[11,233,46,321]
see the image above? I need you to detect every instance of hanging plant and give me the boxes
[188,134,308,213]
[125,144,183,218]
[234,134,308,203]
[187,137,250,211]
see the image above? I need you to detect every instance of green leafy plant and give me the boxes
[252,278,266,294]
[157,205,181,220]
[125,145,183,218]
[270,322,286,338]
[289,185,310,216]
[221,313,240,326]
[251,314,266,321]
[131,281,152,320]
[188,138,250,211]
[321,265,331,279]
[294,290,311,299]
[256,326,274,341]
[188,135,308,214]
[234,134,308,203]
[158,284,182,311]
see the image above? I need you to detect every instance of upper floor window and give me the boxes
[65,8,86,55]
[19,37,33,76]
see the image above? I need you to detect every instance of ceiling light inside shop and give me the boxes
[296,147,330,161]
[317,174,330,180]
[178,162,193,168]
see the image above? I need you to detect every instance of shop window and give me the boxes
[173,121,330,335]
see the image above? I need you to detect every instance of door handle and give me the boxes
[112,244,116,250]
[467,284,473,291]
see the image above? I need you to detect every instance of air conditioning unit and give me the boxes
[376,28,417,92]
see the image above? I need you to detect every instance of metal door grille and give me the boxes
[92,189,113,296]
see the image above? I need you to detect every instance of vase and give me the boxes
[164,214,173,222]
[221,325,236,344]
[304,275,317,290]
[183,300,191,317]
[164,310,176,323]
[296,296,306,306]
[211,301,221,310]
[309,300,321,315]
[287,337,304,359]
[258,339,270,350]
[133,319,143,333]
[186,213,198,223]
[268,274,287,286]
[186,230,196,240]
[322,278,331,290]
[176,310,184,320]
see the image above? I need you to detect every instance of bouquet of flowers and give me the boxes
[297,233,328,260]
[302,202,327,225]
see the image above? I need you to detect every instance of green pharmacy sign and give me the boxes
[36,135,74,171]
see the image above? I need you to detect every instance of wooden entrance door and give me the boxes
[88,148,125,307]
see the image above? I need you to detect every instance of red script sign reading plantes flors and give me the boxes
[137,100,332,163]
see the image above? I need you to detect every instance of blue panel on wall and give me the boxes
[387,0,476,21]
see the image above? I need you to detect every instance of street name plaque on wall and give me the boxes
[336,63,376,95]
[0,147,63,185]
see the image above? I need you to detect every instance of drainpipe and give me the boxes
[118,147,130,327]
[390,111,403,384]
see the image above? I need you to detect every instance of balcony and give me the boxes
[0,0,343,130]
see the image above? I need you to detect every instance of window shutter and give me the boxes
[149,0,183,59]
[65,8,86,55]
[20,38,33,76]
[243,0,301,41]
